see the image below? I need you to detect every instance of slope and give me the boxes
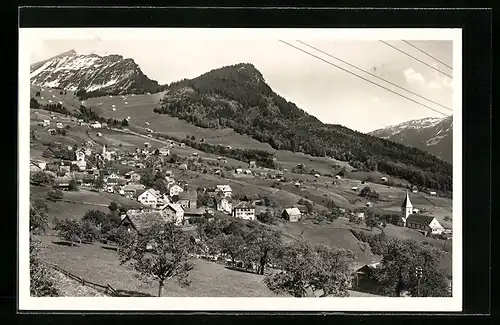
[153,63,452,193]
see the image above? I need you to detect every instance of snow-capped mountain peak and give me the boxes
[369,116,453,163]
[30,50,160,96]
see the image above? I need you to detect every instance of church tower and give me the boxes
[400,191,413,227]
[102,145,106,154]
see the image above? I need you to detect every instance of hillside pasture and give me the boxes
[30,85,82,114]
[36,235,283,297]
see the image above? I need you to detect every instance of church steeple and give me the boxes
[401,191,414,226]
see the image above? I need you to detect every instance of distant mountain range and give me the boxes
[369,116,453,163]
[30,49,161,96]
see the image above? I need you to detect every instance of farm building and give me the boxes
[159,147,170,156]
[351,186,358,191]
[430,191,437,196]
[42,147,56,159]
[90,122,102,128]
[121,184,146,199]
[56,122,64,129]
[249,160,257,168]
[314,174,320,178]
[182,208,206,225]
[124,171,141,183]
[335,175,342,180]
[282,208,302,222]
[404,214,445,235]
[178,191,198,209]
[96,132,102,137]
[294,182,301,187]
[232,202,256,221]
[381,177,388,182]
[119,211,166,235]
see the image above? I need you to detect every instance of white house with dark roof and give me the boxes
[159,203,184,225]
[282,207,302,222]
[405,214,445,235]
[138,188,163,208]
[232,202,256,220]
[169,184,184,197]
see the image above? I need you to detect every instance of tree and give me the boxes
[30,202,48,235]
[30,237,59,297]
[53,218,100,246]
[46,189,64,201]
[216,233,246,266]
[94,175,105,190]
[257,209,275,225]
[68,179,78,191]
[364,213,378,231]
[370,239,450,297]
[312,245,356,296]
[247,226,282,275]
[30,171,54,185]
[118,221,194,297]
[82,209,108,228]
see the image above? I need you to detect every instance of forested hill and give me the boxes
[154,63,452,193]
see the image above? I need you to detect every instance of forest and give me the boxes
[153,63,452,193]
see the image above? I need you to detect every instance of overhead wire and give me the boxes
[379,40,453,79]
[401,40,453,70]
[278,40,450,117]
[296,40,452,112]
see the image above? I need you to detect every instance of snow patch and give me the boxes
[426,135,445,146]
[30,61,54,78]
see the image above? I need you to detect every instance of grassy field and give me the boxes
[36,235,284,297]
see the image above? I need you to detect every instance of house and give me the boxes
[42,147,56,159]
[351,187,358,191]
[244,169,252,175]
[430,191,437,196]
[119,211,167,235]
[159,203,184,225]
[159,147,170,156]
[101,122,108,128]
[90,121,102,128]
[178,191,198,209]
[169,184,184,197]
[282,208,302,222]
[75,149,86,162]
[232,202,256,221]
[179,163,188,170]
[182,208,206,225]
[105,173,120,185]
[314,174,320,178]
[214,196,232,214]
[235,168,243,174]
[72,159,87,171]
[249,160,257,168]
[353,262,382,293]
[138,188,164,208]
[56,122,64,129]
[60,165,71,173]
[54,176,71,189]
[124,171,141,183]
[106,184,115,193]
[335,175,342,180]
[215,185,232,198]
[405,214,445,235]
[381,177,388,182]
[165,170,174,178]
[122,184,146,199]
[294,182,301,187]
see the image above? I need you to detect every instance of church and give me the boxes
[397,191,445,236]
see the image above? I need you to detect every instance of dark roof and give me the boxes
[233,202,255,210]
[183,208,206,216]
[121,212,165,233]
[406,214,435,226]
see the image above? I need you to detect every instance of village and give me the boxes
[29,106,453,298]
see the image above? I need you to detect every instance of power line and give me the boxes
[402,40,453,70]
[379,41,453,79]
[296,40,452,112]
[278,40,448,117]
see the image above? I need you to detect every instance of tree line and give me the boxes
[154,63,452,193]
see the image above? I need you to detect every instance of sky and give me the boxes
[29,36,454,133]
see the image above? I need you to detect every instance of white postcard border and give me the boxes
[19,28,462,312]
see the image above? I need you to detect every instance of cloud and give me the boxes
[403,67,453,90]
[403,68,426,85]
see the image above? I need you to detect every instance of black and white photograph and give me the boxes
[19,28,462,312]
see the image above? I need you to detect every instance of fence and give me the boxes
[43,260,119,296]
